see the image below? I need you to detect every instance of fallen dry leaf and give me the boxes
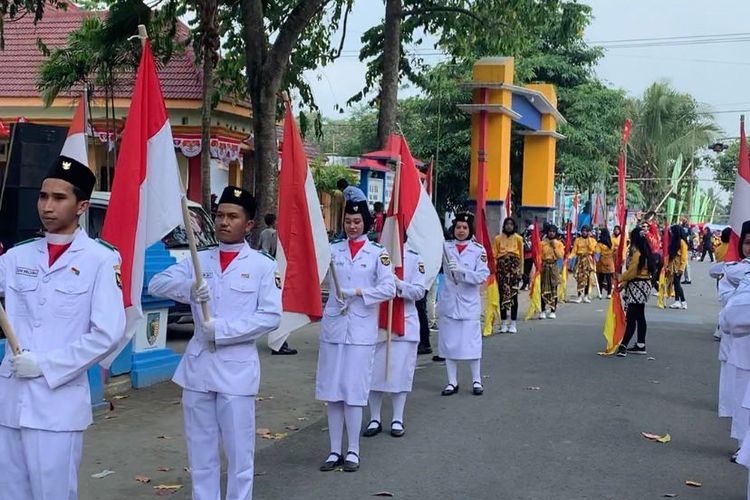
[154,484,183,491]
[662,494,678,498]
[685,480,702,488]
[113,394,129,400]
[104,415,117,420]
[261,432,288,440]
[156,466,172,472]
[641,432,671,443]
[372,492,394,497]
[135,475,151,484]
[254,471,267,477]
[183,467,191,473]
[285,425,300,431]
[647,357,656,361]
[256,397,265,402]
[657,433,672,443]
[91,469,116,479]
[256,428,271,436]
[297,417,308,422]
[156,435,172,440]
[651,380,660,384]
[526,386,542,391]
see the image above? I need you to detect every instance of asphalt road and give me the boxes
[250,260,743,500]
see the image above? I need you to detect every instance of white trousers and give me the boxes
[0,425,83,500]
[182,389,256,500]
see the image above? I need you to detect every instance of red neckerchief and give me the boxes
[219,251,240,272]
[456,243,468,254]
[48,243,72,266]
[348,239,366,259]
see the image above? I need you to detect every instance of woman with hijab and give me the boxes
[438,213,490,396]
[616,226,655,357]
[317,200,396,473]
[666,224,689,310]
[492,218,524,333]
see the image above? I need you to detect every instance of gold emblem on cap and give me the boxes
[234,189,242,198]
[353,205,359,212]
[62,161,72,170]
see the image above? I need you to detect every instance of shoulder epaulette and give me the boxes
[259,250,276,261]
[473,241,484,248]
[96,238,117,252]
[371,242,384,248]
[14,237,41,247]
[331,237,345,244]
[407,248,418,255]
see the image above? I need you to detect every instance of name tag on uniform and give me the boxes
[240,273,250,279]
[16,267,38,278]
[202,272,214,280]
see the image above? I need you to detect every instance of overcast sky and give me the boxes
[305,0,750,138]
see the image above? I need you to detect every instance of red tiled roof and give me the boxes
[0,4,203,100]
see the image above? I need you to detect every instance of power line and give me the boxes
[587,32,750,44]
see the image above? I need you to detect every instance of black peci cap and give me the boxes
[44,155,96,199]
[218,186,256,218]
[344,200,373,229]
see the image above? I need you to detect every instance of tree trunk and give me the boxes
[200,55,214,214]
[377,0,402,148]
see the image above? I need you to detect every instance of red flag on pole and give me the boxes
[725,115,750,262]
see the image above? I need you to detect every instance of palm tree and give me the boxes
[627,81,720,210]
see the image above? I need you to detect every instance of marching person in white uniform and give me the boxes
[317,200,396,473]
[437,212,490,397]
[148,186,282,500]
[0,156,126,500]
[364,246,426,438]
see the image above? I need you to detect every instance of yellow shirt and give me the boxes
[621,250,651,283]
[541,239,564,261]
[493,233,524,259]
[679,240,689,272]
[717,242,729,262]
[570,236,597,258]
[596,242,614,258]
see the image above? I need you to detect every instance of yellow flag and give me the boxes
[558,261,568,303]
[525,273,542,320]
[483,281,500,336]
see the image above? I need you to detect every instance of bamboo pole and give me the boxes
[137,25,214,352]
[385,154,402,381]
[0,301,21,355]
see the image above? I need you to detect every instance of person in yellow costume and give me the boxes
[492,218,524,333]
[539,225,564,319]
[666,224,689,310]
[569,225,597,303]
[595,227,615,299]
[716,227,732,262]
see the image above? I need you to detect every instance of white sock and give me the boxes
[327,401,345,456]
[343,404,362,462]
[391,392,407,426]
[368,391,383,425]
[469,359,481,384]
[445,359,458,386]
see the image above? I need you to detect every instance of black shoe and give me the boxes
[432,355,445,362]
[362,420,382,437]
[272,341,298,355]
[417,345,433,355]
[627,344,647,355]
[343,451,360,472]
[731,448,740,463]
[441,383,459,396]
[319,452,343,472]
[616,345,627,357]
[682,280,691,285]
[472,381,484,396]
[390,421,405,438]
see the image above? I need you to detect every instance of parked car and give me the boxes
[81,191,218,324]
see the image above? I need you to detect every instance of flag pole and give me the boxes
[385,154,402,381]
[137,25,214,352]
[0,302,21,355]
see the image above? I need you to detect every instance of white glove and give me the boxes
[394,278,404,294]
[11,351,43,379]
[341,288,358,299]
[448,259,459,272]
[202,319,217,344]
[191,281,211,303]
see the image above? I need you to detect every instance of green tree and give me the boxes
[711,140,739,193]
[0,0,63,49]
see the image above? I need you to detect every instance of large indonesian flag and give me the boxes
[268,103,331,351]
[101,41,183,366]
[725,116,750,262]
[60,96,90,166]
[378,134,443,335]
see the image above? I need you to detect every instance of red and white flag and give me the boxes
[268,103,331,351]
[726,115,750,262]
[101,41,183,366]
[378,134,444,335]
[60,95,91,166]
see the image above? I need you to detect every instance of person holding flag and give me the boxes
[540,225,565,319]
[317,200,396,473]
[0,155,126,499]
[492,217,524,333]
[437,213,490,396]
[569,225,597,303]
[364,244,426,439]
[148,186,281,499]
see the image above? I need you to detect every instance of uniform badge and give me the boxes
[275,271,282,289]
[234,188,242,198]
[480,253,488,263]
[62,160,72,170]
[418,262,425,274]
[380,254,391,266]
[114,264,122,289]
[353,205,359,212]
[71,266,80,276]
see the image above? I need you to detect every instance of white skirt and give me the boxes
[731,367,750,441]
[720,361,736,418]
[370,340,418,394]
[438,316,482,360]
[316,342,375,406]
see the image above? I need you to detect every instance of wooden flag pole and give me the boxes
[137,25,214,352]
[385,154,402,381]
[0,301,21,355]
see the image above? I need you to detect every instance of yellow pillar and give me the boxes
[521,83,558,208]
[469,57,514,202]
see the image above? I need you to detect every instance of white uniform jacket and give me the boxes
[321,239,396,346]
[721,274,750,337]
[437,240,490,321]
[0,230,126,431]
[148,243,282,396]
[390,249,427,343]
